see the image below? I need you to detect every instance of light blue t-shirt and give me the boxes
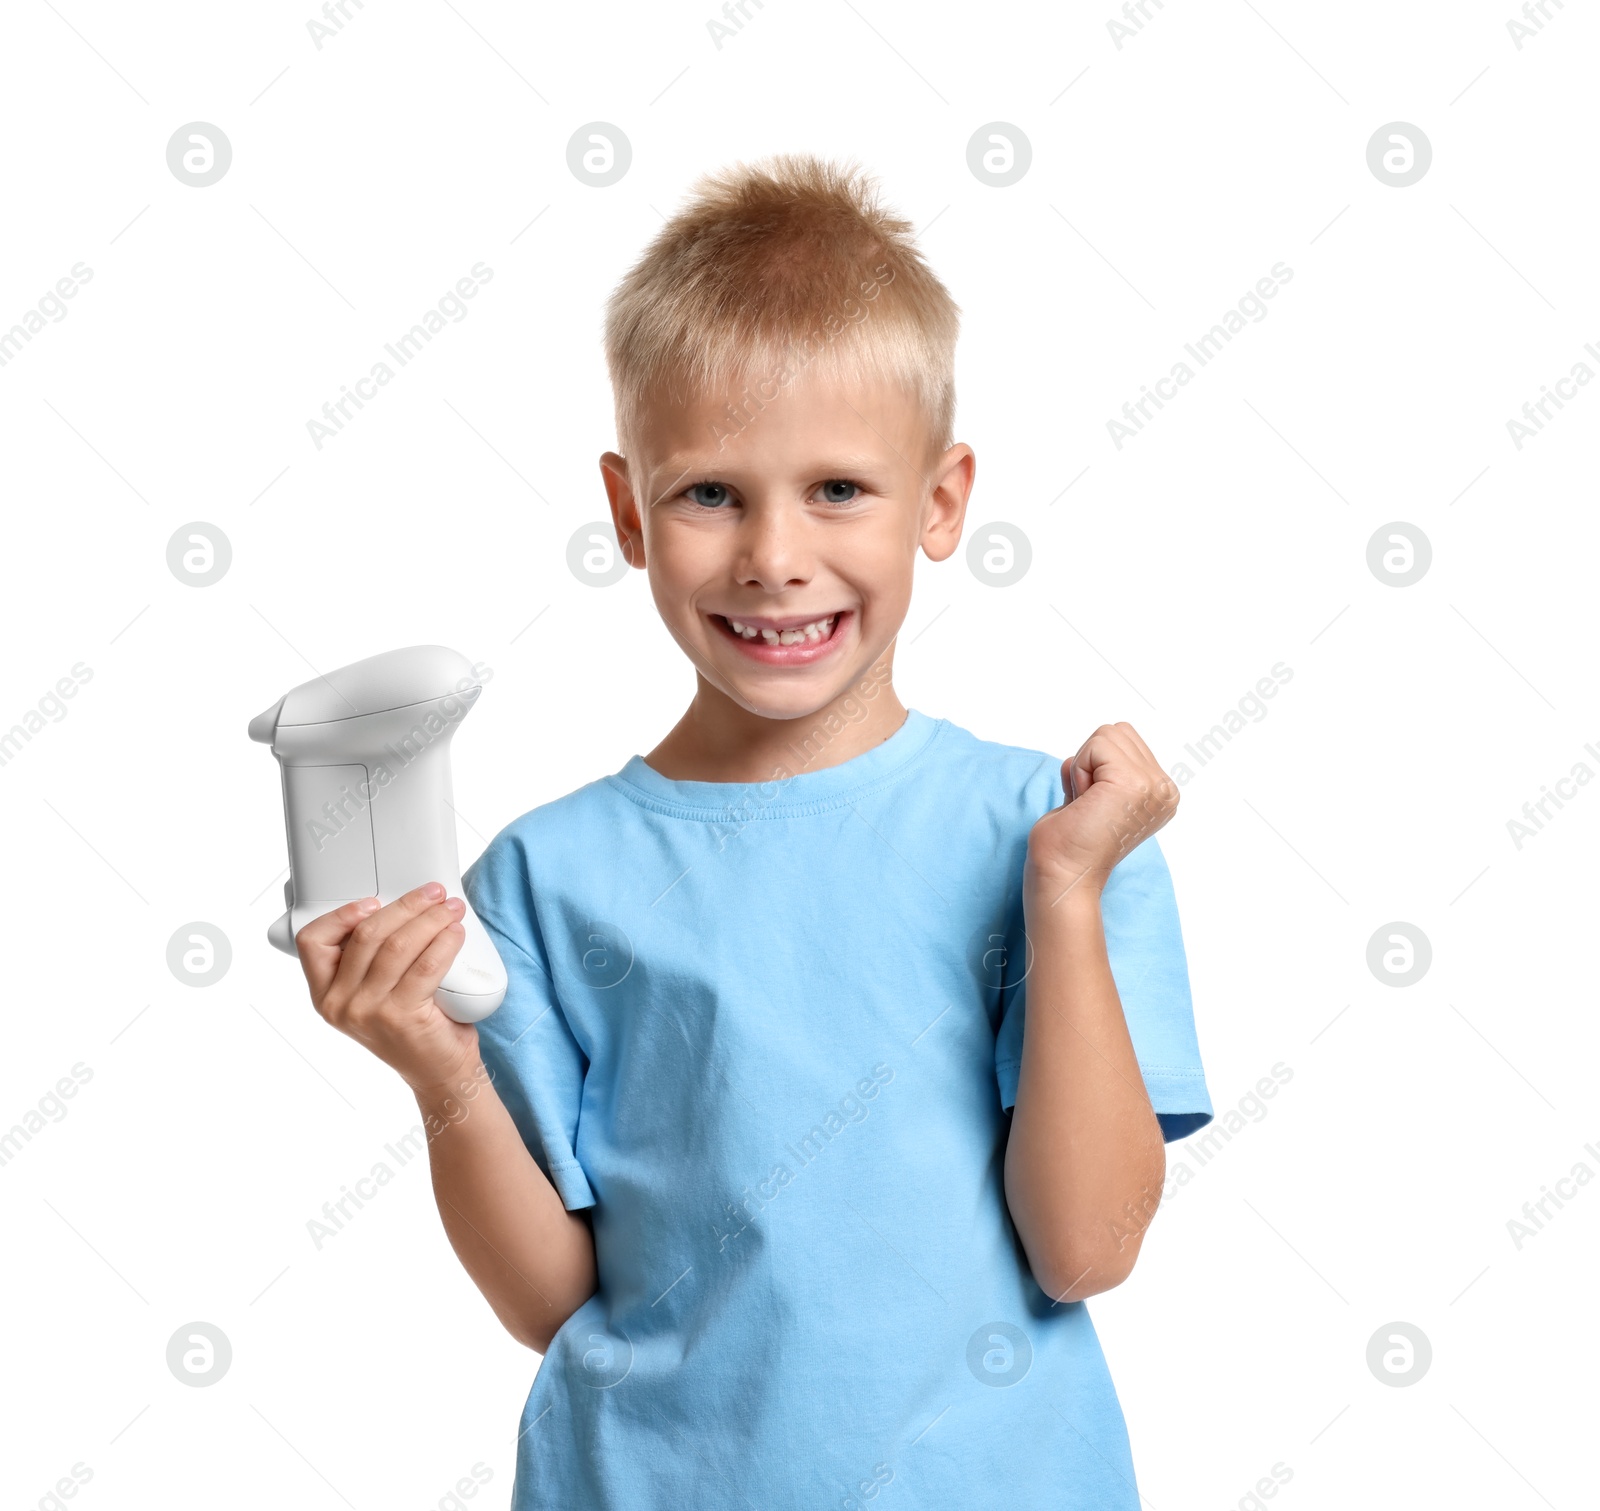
[462,708,1212,1510]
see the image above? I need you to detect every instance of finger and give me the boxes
[358,899,466,1000]
[1110,721,1162,783]
[1066,725,1129,799]
[1123,725,1178,814]
[396,916,468,1006]
[330,882,452,996]
[1103,722,1171,808]
[297,897,381,1002]
[1065,735,1097,801]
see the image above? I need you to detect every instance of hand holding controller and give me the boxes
[292,884,485,1096]
[249,645,509,1025]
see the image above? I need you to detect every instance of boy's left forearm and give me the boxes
[1002,878,1165,1303]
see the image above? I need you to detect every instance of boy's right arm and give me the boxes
[296,884,597,1353]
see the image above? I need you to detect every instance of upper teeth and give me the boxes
[727,615,836,645]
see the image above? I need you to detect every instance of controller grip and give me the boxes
[268,893,507,1024]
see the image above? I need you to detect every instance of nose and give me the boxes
[733,498,812,593]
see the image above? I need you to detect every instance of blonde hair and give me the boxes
[603,154,960,467]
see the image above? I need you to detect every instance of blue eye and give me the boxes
[686,482,732,508]
[816,480,859,504]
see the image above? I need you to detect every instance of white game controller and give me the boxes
[249,644,507,1024]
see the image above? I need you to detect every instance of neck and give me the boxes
[645,664,907,783]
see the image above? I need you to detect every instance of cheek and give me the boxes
[835,544,914,630]
[643,546,703,628]
[646,524,715,595]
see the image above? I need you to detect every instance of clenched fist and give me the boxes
[1026,722,1178,905]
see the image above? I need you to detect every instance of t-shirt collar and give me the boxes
[608,707,942,819]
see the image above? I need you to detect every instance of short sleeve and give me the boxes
[463,838,596,1211]
[993,829,1213,1144]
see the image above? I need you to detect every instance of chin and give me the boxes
[725,681,842,724]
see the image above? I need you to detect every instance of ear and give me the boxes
[599,452,647,569]
[919,443,975,564]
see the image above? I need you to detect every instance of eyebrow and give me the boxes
[648,453,891,487]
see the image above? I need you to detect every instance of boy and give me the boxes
[293,155,1213,1509]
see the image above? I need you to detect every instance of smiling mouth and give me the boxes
[722,613,836,645]
[709,610,850,662]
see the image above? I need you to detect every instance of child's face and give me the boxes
[601,371,973,722]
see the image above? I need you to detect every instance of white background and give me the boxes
[2,1,1596,1507]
